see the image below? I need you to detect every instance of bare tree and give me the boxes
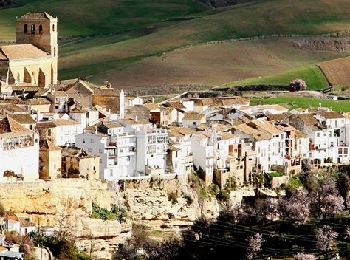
[246,233,263,260]
[315,225,338,256]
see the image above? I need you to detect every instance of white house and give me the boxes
[182,112,206,129]
[75,122,137,180]
[191,132,214,185]
[136,128,168,176]
[0,116,39,182]
[168,127,194,176]
[37,117,82,146]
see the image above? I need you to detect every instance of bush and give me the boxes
[184,194,193,206]
[268,171,284,178]
[30,231,90,260]
[91,203,127,222]
[168,192,178,205]
[289,79,307,92]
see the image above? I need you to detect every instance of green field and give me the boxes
[0,0,206,39]
[227,65,330,90]
[2,0,350,87]
[251,96,350,112]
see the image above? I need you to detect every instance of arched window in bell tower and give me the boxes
[39,25,43,34]
[31,24,35,35]
[52,24,55,32]
[24,24,28,33]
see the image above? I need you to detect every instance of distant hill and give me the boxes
[1,0,350,89]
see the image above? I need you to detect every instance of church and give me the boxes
[0,12,58,89]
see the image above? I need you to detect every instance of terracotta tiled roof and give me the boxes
[143,103,159,110]
[18,12,56,20]
[9,114,35,125]
[52,119,79,126]
[183,112,205,120]
[167,101,186,110]
[0,117,30,134]
[235,123,272,141]
[29,98,51,105]
[0,104,27,113]
[102,121,123,129]
[0,44,49,60]
[319,111,344,119]
[266,113,290,122]
[220,132,238,140]
[37,119,79,127]
[249,120,282,135]
[217,96,249,106]
[192,98,214,106]
[295,114,319,127]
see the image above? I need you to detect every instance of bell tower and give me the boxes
[16,12,58,84]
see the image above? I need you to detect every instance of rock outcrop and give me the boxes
[0,177,221,259]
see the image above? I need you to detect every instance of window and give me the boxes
[31,24,35,35]
[39,25,43,34]
[52,24,55,32]
[24,24,28,33]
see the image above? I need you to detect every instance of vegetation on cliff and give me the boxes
[91,202,127,222]
[115,169,350,259]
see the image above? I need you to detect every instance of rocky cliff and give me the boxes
[0,177,220,259]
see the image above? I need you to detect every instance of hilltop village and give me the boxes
[1,12,350,258]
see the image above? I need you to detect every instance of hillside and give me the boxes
[96,38,349,88]
[1,0,350,87]
[319,56,350,86]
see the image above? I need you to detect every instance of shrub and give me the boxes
[168,192,178,205]
[184,194,193,206]
[289,79,307,92]
[30,231,90,260]
[91,203,127,222]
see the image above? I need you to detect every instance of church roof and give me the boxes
[0,44,49,60]
[18,12,56,20]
